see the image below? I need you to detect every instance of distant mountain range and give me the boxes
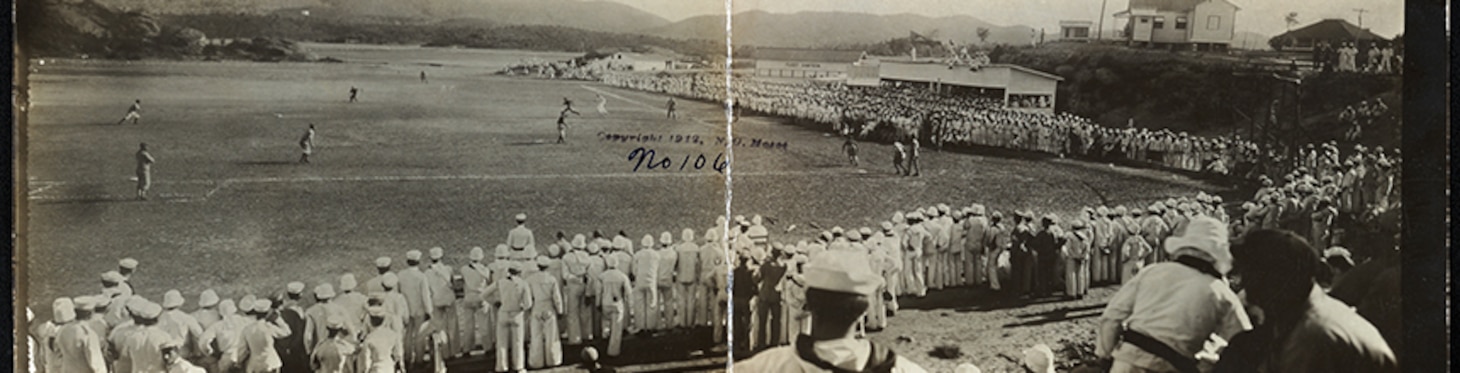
[89,0,1270,50]
[96,0,674,33]
[651,10,1038,48]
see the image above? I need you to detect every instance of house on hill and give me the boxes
[1268,19,1389,51]
[751,48,866,79]
[1059,21,1094,42]
[1114,0,1237,50]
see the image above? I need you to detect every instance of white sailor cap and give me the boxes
[803,251,882,295]
[286,282,306,295]
[162,290,185,309]
[339,274,358,291]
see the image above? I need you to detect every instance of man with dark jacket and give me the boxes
[1215,229,1397,373]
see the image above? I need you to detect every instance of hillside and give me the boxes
[159,10,725,59]
[18,0,320,61]
[650,10,1036,48]
[96,0,672,33]
[989,43,1399,148]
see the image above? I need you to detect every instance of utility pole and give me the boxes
[1098,0,1109,41]
[1353,8,1369,28]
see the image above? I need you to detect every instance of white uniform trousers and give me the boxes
[602,303,626,356]
[561,282,585,344]
[527,310,561,369]
[631,284,657,332]
[495,310,526,373]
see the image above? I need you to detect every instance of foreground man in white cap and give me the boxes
[54,297,109,373]
[396,249,432,365]
[363,257,394,294]
[276,283,309,373]
[424,247,457,360]
[116,299,174,373]
[674,228,702,328]
[157,290,205,361]
[527,256,565,368]
[199,299,248,372]
[302,284,343,357]
[359,306,404,373]
[308,315,356,373]
[1095,216,1250,373]
[597,254,634,357]
[701,230,730,343]
[118,258,139,285]
[734,252,927,372]
[192,290,222,335]
[508,213,537,257]
[485,264,533,373]
[335,274,369,339]
[238,299,292,373]
[630,235,660,333]
[459,246,492,355]
[653,232,679,330]
[560,235,591,344]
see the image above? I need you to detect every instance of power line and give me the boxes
[1352,8,1369,28]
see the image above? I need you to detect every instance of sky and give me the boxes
[605,0,1405,38]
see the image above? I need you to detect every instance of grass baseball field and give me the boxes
[21,43,1234,372]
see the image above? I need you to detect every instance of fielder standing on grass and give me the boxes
[298,125,315,164]
[557,110,578,145]
[666,97,677,119]
[596,94,609,116]
[563,97,580,116]
[843,132,859,167]
[135,143,155,200]
[908,138,922,177]
[117,99,143,125]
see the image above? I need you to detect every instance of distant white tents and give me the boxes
[586,52,696,72]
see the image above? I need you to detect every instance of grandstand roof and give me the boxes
[1001,64,1064,81]
[751,48,865,63]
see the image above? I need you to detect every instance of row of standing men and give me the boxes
[29,213,743,373]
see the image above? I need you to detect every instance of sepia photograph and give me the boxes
[12,0,1440,372]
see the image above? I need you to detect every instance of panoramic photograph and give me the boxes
[14,0,1420,372]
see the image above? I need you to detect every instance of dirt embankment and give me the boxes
[18,0,326,62]
[989,43,1400,148]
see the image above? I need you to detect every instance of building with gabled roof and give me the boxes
[1059,21,1095,41]
[1268,19,1389,51]
[1115,0,1238,50]
[871,59,1064,113]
